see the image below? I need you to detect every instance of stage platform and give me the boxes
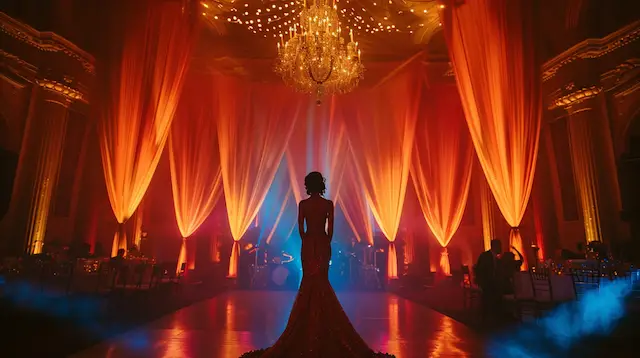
[72,290,484,358]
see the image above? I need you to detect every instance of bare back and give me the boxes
[298,195,334,240]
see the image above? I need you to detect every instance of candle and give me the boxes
[358,49,361,58]
[350,29,353,42]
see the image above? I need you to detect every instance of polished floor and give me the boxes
[72,290,484,358]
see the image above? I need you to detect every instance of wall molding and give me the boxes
[0,12,95,74]
[542,21,640,82]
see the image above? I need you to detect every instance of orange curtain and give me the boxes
[410,83,473,275]
[214,76,300,277]
[443,0,542,269]
[100,1,196,256]
[286,96,349,202]
[338,151,374,246]
[341,68,422,279]
[169,78,222,275]
[261,96,349,245]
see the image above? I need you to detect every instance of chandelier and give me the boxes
[275,0,364,103]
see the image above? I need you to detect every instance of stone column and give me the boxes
[22,88,71,254]
[562,87,604,244]
[568,104,602,243]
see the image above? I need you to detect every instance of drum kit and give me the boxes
[249,247,300,289]
[248,242,383,290]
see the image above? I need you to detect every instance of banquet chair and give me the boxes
[503,271,536,322]
[570,268,600,299]
[530,267,555,317]
[461,265,481,309]
[134,263,148,288]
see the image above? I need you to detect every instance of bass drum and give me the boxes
[269,263,300,290]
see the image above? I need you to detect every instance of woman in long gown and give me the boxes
[240,172,393,358]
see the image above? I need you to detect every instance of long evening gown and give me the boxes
[240,196,394,358]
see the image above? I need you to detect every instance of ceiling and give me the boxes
[197,0,445,61]
[1,0,638,79]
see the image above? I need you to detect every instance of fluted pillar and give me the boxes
[480,179,495,251]
[566,96,603,243]
[23,89,70,254]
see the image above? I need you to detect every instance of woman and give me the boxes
[240,172,393,357]
[499,246,524,295]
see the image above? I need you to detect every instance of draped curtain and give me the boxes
[338,150,374,246]
[100,1,196,256]
[443,0,542,269]
[169,78,222,274]
[215,76,301,277]
[286,96,349,203]
[341,68,422,279]
[410,83,473,275]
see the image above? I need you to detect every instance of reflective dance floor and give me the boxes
[73,291,484,358]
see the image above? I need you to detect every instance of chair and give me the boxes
[175,262,187,284]
[529,267,555,317]
[134,263,148,288]
[570,267,600,298]
[461,265,481,309]
[95,262,113,292]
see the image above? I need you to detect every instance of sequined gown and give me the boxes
[240,196,393,358]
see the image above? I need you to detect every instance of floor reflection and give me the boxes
[73,291,483,358]
[431,315,469,358]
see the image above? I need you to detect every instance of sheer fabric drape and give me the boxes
[265,96,350,244]
[99,2,196,256]
[214,76,301,277]
[170,78,222,274]
[410,84,473,275]
[338,151,375,246]
[341,69,421,279]
[444,0,542,268]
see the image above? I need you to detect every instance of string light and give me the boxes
[200,0,442,39]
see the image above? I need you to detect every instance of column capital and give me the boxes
[548,83,603,111]
[35,78,84,106]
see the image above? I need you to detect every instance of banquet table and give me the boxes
[513,271,576,302]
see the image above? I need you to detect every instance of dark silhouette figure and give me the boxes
[499,246,524,295]
[475,239,502,325]
[110,248,125,269]
[240,172,393,358]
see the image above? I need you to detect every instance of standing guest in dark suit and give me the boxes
[475,239,502,326]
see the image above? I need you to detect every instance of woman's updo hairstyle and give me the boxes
[304,171,326,196]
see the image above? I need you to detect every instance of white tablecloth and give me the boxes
[513,272,575,301]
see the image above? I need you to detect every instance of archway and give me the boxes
[618,109,640,258]
[0,113,18,220]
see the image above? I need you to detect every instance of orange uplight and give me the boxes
[568,108,603,243]
[340,65,422,279]
[99,2,196,257]
[410,83,473,276]
[169,77,223,275]
[339,158,374,246]
[214,76,301,278]
[443,0,542,270]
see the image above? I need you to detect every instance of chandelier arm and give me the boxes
[308,57,335,85]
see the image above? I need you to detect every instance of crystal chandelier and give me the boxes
[275,0,364,104]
